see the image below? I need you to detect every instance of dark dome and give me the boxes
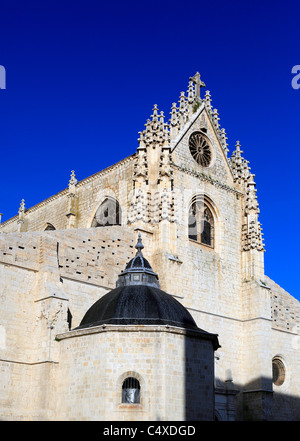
[77,285,199,330]
[125,254,152,271]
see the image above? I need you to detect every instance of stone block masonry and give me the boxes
[55,325,216,421]
[0,225,137,420]
[0,225,137,330]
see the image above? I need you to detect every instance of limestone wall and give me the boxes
[267,276,300,420]
[55,325,216,421]
[0,226,136,420]
[0,226,136,328]
[266,276,300,334]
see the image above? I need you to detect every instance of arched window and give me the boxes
[272,357,286,386]
[188,198,214,248]
[44,223,55,231]
[122,377,140,404]
[92,198,121,227]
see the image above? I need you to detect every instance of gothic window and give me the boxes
[188,200,214,248]
[272,357,286,386]
[92,198,121,227]
[122,377,140,404]
[44,223,55,231]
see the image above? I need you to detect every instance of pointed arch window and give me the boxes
[92,198,121,227]
[44,223,55,231]
[188,199,214,248]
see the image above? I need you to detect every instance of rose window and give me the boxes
[189,132,212,167]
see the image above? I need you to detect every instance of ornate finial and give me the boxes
[69,170,77,186]
[17,199,26,231]
[18,199,25,214]
[235,140,243,154]
[170,102,178,126]
[178,92,188,126]
[159,111,165,134]
[151,104,159,123]
[138,103,170,148]
[135,232,144,254]
[230,141,246,182]
[212,108,220,129]
[204,90,212,112]
[178,91,186,110]
[187,80,195,104]
[220,128,229,155]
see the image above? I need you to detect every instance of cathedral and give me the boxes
[0,73,299,421]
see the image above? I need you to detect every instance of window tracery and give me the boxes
[92,198,121,227]
[189,131,212,167]
[188,199,214,248]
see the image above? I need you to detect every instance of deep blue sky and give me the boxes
[0,0,299,299]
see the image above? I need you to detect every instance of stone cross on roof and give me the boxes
[189,72,206,99]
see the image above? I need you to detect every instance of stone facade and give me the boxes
[0,73,299,420]
[55,326,215,421]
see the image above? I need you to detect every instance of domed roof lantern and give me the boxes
[116,233,160,289]
[77,233,221,347]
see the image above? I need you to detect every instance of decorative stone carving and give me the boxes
[160,188,173,222]
[138,105,170,149]
[204,90,212,113]
[128,188,149,224]
[17,199,26,231]
[189,132,212,167]
[245,174,260,215]
[220,128,229,155]
[66,170,78,228]
[159,147,173,180]
[230,141,250,183]
[68,170,77,193]
[133,147,148,186]
[189,71,205,99]
[138,73,205,150]
[18,199,25,216]
[230,142,265,252]
[135,73,240,226]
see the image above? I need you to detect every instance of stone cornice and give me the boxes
[172,162,244,196]
[56,323,220,349]
[75,153,135,187]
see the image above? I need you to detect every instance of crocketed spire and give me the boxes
[138,105,170,148]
